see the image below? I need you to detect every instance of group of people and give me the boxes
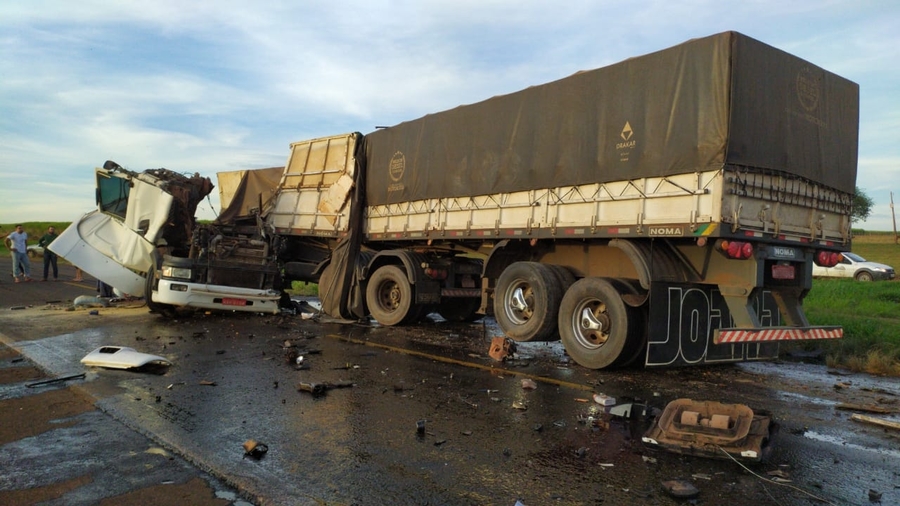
[5,224,82,283]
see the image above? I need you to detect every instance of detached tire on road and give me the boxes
[366,264,418,326]
[494,262,563,342]
[558,277,635,369]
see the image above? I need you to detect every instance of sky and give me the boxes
[1,1,898,230]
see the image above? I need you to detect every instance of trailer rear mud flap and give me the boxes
[642,398,773,462]
[645,283,781,367]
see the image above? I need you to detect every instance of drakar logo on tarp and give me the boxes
[616,121,637,162]
[796,66,820,112]
[388,151,405,192]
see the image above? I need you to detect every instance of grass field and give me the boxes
[802,231,900,375]
[5,222,899,373]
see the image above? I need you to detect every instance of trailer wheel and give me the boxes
[438,297,482,322]
[558,277,633,369]
[366,265,417,326]
[494,262,563,342]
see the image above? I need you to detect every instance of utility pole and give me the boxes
[892,191,898,244]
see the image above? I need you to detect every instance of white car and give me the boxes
[27,245,44,258]
[812,252,895,281]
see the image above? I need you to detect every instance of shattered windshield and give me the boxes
[97,172,130,219]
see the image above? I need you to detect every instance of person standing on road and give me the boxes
[38,226,59,281]
[5,224,33,283]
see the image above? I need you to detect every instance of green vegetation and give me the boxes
[287,281,319,297]
[1,222,75,255]
[800,232,900,375]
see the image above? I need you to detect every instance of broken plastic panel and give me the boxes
[81,346,171,369]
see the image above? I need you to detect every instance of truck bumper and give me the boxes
[155,280,281,314]
[714,326,843,344]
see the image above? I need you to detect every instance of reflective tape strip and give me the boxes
[715,327,843,344]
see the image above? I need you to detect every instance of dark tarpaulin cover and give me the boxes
[363,31,859,207]
[215,167,285,224]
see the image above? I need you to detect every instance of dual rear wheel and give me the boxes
[493,261,645,369]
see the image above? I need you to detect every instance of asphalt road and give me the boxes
[1,255,899,505]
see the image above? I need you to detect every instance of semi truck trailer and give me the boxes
[51,31,858,369]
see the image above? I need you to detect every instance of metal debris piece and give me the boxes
[661,479,699,499]
[521,378,537,390]
[199,380,217,386]
[488,337,515,361]
[243,439,269,459]
[26,373,87,388]
[642,398,773,462]
[416,419,426,435]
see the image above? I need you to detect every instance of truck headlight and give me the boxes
[161,266,192,280]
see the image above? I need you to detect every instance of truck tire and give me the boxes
[438,297,482,322]
[548,264,576,292]
[145,264,177,318]
[366,264,418,326]
[494,262,563,342]
[558,277,634,369]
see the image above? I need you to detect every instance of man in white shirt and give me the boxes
[5,224,33,283]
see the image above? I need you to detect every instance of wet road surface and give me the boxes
[1,257,898,505]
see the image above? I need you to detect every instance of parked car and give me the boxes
[812,252,896,281]
[26,245,43,258]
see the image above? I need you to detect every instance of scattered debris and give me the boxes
[26,373,86,388]
[9,306,26,310]
[511,401,527,410]
[296,380,354,397]
[243,439,268,459]
[642,455,656,464]
[521,378,537,390]
[81,346,171,370]
[835,403,894,414]
[488,337,515,361]
[642,398,772,461]
[850,413,900,431]
[661,479,699,499]
[74,295,109,308]
[574,447,588,458]
[593,393,615,406]
[199,380,218,386]
[869,489,882,502]
[416,419,426,435]
[609,402,650,419]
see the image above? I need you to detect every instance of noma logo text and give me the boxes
[649,227,683,236]
[772,247,797,258]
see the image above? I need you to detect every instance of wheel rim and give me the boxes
[570,297,611,349]
[503,279,535,325]
[377,280,403,313]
